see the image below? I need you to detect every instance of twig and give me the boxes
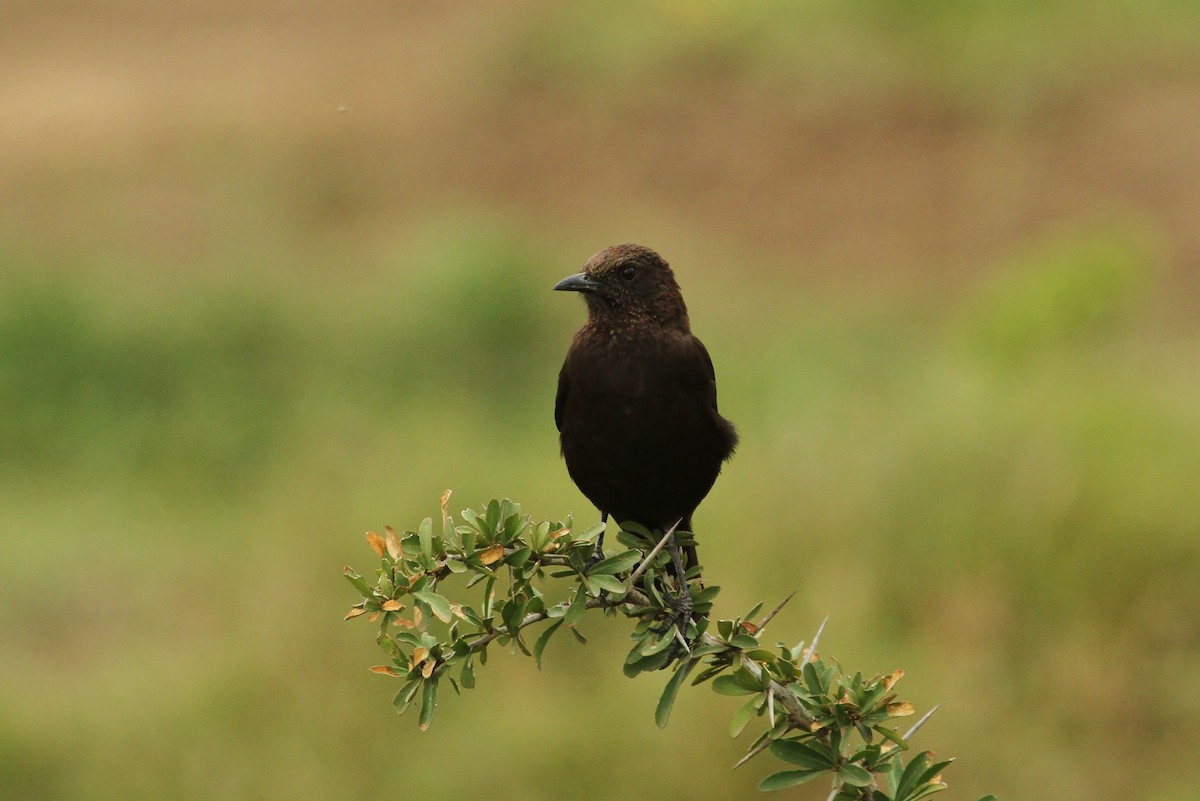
[463,595,617,654]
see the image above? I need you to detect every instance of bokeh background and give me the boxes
[3,3,1199,800]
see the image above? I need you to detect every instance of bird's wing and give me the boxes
[691,335,721,412]
[689,334,739,456]
[554,359,570,433]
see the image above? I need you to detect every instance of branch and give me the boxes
[346,496,969,801]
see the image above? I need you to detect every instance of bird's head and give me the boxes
[554,244,690,330]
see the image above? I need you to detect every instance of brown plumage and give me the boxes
[553,244,737,568]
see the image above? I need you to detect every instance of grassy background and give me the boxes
[3,3,1199,800]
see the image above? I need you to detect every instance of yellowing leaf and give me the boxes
[367,612,380,623]
[440,489,453,523]
[884,669,905,691]
[344,607,367,620]
[369,665,401,676]
[549,527,569,540]
[381,600,403,612]
[738,620,759,634]
[366,531,386,557]
[887,701,916,717]
[393,617,416,629]
[412,607,423,627]
[421,659,435,678]
[412,646,429,664]
[479,544,505,565]
[384,525,403,560]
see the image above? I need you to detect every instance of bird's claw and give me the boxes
[584,541,606,571]
[651,583,697,662]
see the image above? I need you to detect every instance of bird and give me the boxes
[553,243,737,572]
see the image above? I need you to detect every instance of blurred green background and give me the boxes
[3,3,1199,800]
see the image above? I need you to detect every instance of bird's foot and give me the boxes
[649,585,697,663]
[651,533,701,660]
[584,541,606,571]
[583,519,607,571]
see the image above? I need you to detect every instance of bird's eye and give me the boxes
[620,265,637,282]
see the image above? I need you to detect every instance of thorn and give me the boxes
[903,704,940,740]
[673,626,691,654]
[801,615,829,665]
[729,738,768,767]
[627,518,681,588]
[755,591,796,636]
[767,686,775,724]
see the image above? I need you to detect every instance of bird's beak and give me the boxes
[553,272,602,294]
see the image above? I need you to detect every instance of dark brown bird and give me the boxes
[554,244,737,569]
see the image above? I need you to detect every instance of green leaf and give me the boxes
[758,769,825,792]
[729,633,759,650]
[412,590,453,623]
[480,577,496,618]
[838,763,874,787]
[501,596,528,635]
[533,620,564,669]
[418,517,433,558]
[504,547,532,567]
[461,507,485,533]
[917,759,954,788]
[587,549,640,575]
[744,649,777,663]
[655,657,696,728]
[417,680,437,731]
[873,725,909,750]
[640,632,677,657]
[690,664,725,685]
[908,784,950,801]
[895,752,933,799]
[460,658,475,689]
[343,567,372,598]
[689,644,729,658]
[728,693,761,738]
[501,508,527,542]
[579,520,606,543]
[733,666,764,692]
[588,574,627,595]
[392,679,420,714]
[770,740,834,770]
[530,520,550,551]
[484,499,502,535]
[712,675,757,696]
[803,661,827,694]
[564,587,588,627]
[617,520,653,539]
